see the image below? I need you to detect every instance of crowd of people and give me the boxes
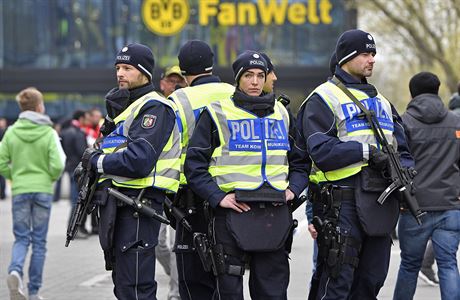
[1,28,459,300]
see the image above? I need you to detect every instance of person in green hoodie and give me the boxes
[0,87,66,300]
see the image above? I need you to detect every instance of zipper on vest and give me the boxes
[260,118,267,182]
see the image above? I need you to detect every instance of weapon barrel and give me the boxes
[107,188,170,224]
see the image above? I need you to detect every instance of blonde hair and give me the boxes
[15,87,43,112]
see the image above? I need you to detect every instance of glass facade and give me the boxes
[0,0,354,121]
[1,0,349,69]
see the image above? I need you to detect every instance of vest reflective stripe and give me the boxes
[100,91,181,192]
[302,81,395,183]
[207,98,290,192]
[170,82,235,185]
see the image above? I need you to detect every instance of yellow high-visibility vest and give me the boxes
[169,82,235,185]
[206,97,290,192]
[301,81,395,183]
[100,91,181,193]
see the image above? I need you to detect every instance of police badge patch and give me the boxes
[141,114,157,129]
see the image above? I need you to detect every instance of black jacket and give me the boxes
[60,124,88,172]
[402,93,460,211]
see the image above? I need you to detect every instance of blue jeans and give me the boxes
[394,210,460,300]
[8,193,53,296]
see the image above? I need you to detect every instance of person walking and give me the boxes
[393,72,460,300]
[0,87,65,300]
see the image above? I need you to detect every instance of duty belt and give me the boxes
[331,186,354,201]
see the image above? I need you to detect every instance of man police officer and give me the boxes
[85,43,181,299]
[184,50,309,299]
[297,30,414,299]
[168,40,236,300]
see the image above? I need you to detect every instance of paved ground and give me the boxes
[0,189,451,299]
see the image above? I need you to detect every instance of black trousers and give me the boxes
[312,198,391,300]
[212,208,290,300]
[175,207,216,300]
[111,201,163,300]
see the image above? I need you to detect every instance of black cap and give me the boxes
[232,50,268,84]
[178,40,214,76]
[336,29,376,66]
[260,52,274,73]
[329,51,337,75]
[409,72,440,98]
[115,43,155,81]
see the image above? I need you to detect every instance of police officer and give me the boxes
[260,52,277,94]
[184,51,309,300]
[168,40,235,300]
[297,30,414,299]
[85,43,181,299]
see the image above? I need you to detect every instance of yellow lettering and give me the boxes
[199,0,218,26]
[307,0,320,24]
[257,0,288,26]
[288,3,307,25]
[218,3,236,26]
[238,3,257,25]
[320,0,333,24]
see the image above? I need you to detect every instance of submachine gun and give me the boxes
[331,76,426,224]
[65,163,99,247]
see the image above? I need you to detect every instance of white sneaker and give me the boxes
[28,295,45,300]
[6,271,27,300]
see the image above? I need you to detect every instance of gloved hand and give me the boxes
[81,147,103,170]
[73,162,84,185]
[368,145,389,172]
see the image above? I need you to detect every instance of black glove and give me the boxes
[73,162,84,185]
[368,145,389,172]
[81,147,103,170]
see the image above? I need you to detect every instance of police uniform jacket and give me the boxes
[297,67,413,187]
[93,82,177,198]
[184,89,310,208]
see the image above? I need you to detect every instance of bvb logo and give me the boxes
[142,0,190,36]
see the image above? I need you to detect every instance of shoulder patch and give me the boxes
[141,114,157,129]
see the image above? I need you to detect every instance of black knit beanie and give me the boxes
[336,29,376,66]
[115,43,155,81]
[232,51,268,84]
[260,52,275,73]
[409,72,440,98]
[178,40,214,76]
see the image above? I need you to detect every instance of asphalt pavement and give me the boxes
[0,184,450,300]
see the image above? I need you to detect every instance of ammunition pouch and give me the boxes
[357,168,400,236]
[175,186,204,213]
[226,201,292,252]
[360,166,389,192]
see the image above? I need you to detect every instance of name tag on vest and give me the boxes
[227,118,289,151]
[341,97,394,132]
